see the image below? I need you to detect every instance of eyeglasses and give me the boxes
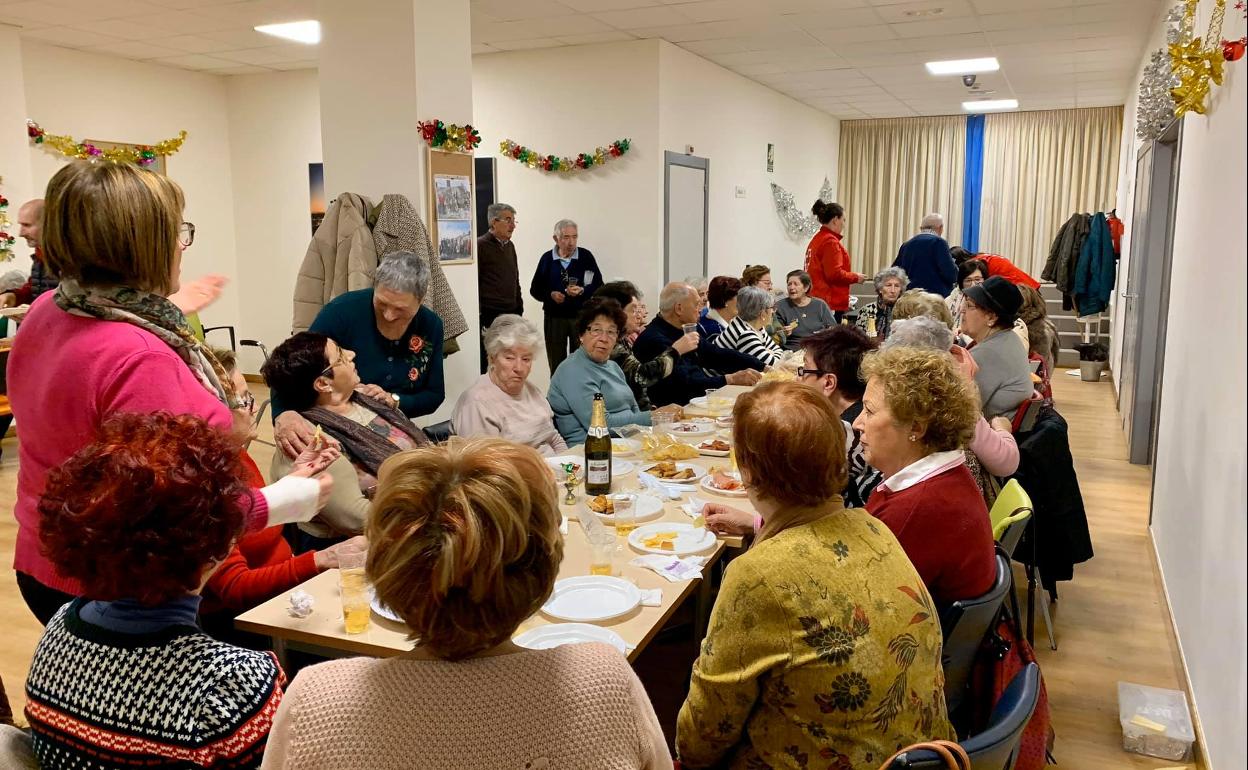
[585,326,619,339]
[178,222,196,248]
[320,347,353,378]
[235,391,256,413]
[796,367,829,379]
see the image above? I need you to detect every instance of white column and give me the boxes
[0,25,37,273]
[316,0,478,421]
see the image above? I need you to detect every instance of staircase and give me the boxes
[848,282,1110,368]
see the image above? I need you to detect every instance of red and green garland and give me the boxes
[499,138,631,173]
[0,182,15,262]
[27,119,186,166]
[417,120,481,153]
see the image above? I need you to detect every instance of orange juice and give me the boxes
[344,604,371,634]
[589,563,613,576]
[339,567,371,634]
[614,520,637,535]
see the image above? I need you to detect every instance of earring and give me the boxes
[908,435,917,442]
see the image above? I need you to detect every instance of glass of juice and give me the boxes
[587,529,616,576]
[338,549,371,634]
[612,494,637,535]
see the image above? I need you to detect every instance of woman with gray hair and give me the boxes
[452,315,567,456]
[855,266,908,341]
[712,285,783,367]
[274,251,445,457]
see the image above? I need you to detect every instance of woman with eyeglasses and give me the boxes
[8,161,330,625]
[263,332,430,551]
[547,297,652,445]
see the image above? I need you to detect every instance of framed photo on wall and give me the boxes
[426,148,476,264]
[85,139,168,176]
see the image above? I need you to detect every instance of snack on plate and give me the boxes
[709,469,744,491]
[588,495,615,514]
[642,432,701,461]
[699,439,730,452]
[644,461,696,481]
[612,440,633,453]
[641,531,678,551]
[670,422,705,433]
[760,367,796,383]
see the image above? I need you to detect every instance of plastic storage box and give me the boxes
[1117,681,1195,761]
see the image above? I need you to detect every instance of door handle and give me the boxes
[1121,292,1138,299]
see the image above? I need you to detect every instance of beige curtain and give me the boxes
[979,106,1122,277]
[837,116,966,276]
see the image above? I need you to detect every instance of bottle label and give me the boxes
[586,460,610,485]
[587,426,609,438]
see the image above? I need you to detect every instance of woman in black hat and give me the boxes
[960,275,1034,418]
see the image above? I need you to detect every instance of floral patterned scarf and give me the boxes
[54,278,238,408]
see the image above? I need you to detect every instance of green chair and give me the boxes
[988,479,1056,651]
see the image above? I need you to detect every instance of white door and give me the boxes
[665,153,708,284]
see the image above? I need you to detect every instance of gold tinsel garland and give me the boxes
[1170,0,1227,115]
[27,120,187,165]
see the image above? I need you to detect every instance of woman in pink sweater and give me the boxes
[261,438,671,770]
[8,161,328,624]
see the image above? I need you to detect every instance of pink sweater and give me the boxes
[260,643,672,769]
[8,293,268,594]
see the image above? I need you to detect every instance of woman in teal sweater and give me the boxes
[548,298,651,444]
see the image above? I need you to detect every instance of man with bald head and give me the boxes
[893,212,956,297]
[633,281,762,407]
[1,200,59,311]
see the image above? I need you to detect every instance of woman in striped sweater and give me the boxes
[712,285,784,368]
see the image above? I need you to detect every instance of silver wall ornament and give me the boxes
[771,177,834,239]
[1136,5,1185,142]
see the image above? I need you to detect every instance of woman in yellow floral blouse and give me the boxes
[676,381,953,769]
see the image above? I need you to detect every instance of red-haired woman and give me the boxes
[24,413,286,768]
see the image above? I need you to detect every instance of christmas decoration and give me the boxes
[417,120,481,153]
[0,180,14,262]
[1223,1,1246,60]
[771,178,835,239]
[1136,5,1184,141]
[26,120,187,166]
[498,138,631,173]
[1169,0,1228,116]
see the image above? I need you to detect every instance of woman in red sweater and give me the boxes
[951,246,1040,289]
[804,199,866,321]
[853,345,996,608]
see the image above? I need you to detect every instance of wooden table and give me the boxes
[236,387,756,665]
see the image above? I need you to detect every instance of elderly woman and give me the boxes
[265,332,429,549]
[856,266,909,341]
[8,161,322,625]
[742,264,788,346]
[775,269,836,350]
[596,281,697,410]
[677,382,952,768]
[946,257,986,333]
[274,251,445,457]
[960,276,1034,418]
[262,438,671,768]
[854,346,997,607]
[686,275,710,312]
[697,275,740,340]
[452,315,567,455]
[25,413,285,767]
[712,285,784,367]
[548,297,652,444]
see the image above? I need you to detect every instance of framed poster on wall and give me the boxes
[426,148,476,264]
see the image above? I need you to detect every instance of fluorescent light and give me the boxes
[926,57,1000,75]
[962,99,1019,112]
[254,20,320,44]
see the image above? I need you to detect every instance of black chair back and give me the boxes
[422,420,455,443]
[940,552,1012,716]
[887,663,1041,770]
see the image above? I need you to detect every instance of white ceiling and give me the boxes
[4,0,1161,118]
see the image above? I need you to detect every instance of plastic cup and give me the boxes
[338,549,371,634]
[612,494,637,535]
[682,322,698,336]
[587,529,616,576]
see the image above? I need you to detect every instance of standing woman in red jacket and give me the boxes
[804,200,866,322]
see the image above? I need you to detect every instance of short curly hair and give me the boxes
[574,296,627,338]
[893,289,955,330]
[38,412,250,605]
[859,346,979,452]
[741,264,771,287]
[262,331,332,412]
[367,438,563,660]
[707,276,742,310]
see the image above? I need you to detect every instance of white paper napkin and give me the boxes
[630,554,708,582]
[560,515,569,535]
[680,496,708,519]
[637,471,685,500]
[287,589,314,618]
[639,588,662,606]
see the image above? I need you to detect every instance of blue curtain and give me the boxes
[962,115,985,252]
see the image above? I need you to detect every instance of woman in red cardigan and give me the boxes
[804,199,866,321]
[853,345,996,609]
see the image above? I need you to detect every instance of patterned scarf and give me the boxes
[304,392,429,477]
[54,278,238,408]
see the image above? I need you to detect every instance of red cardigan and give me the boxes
[866,464,997,607]
[981,255,1040,289]
[201,452,318,614]
[804,228,857,311]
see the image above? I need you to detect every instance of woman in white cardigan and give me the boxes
[712,285,783,368]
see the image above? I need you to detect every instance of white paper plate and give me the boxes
[611,438,642,456]
[546,455,584,479]
[628,522,716,556]
[514,623,628,654]
[667,421,715,437]
[716,415,734,427]
[612,459,637,478]
[582,493,664,523]
[369,590,404,624]
[700,473,748,497]
[696,441,731,457]
[541,576,642,623]
[688,396,709,408]
[640,461,707,485]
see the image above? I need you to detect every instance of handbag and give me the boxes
[877,740,971,769]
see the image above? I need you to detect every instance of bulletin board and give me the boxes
[426,148,476,264]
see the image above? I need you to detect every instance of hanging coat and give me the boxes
[1073,212,1116,316]
[1041,213,1090,297]
[292,193,376,333]
[372,194,469,343]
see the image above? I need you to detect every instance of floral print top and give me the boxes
[676,506,954,769]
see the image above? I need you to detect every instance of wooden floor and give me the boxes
[0,373,1198,767]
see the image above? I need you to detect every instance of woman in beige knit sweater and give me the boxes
[261,437,671,770]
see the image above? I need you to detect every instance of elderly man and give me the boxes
[633,282,762,407]
[476,202,523,373]
[529,218,603,372]
[893,212,956,297]
[1,200,59,311]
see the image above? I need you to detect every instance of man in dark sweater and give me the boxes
[476,202,523,373]
[530,219,603,373]
[893,213,956,296]
[634,282,762,407]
